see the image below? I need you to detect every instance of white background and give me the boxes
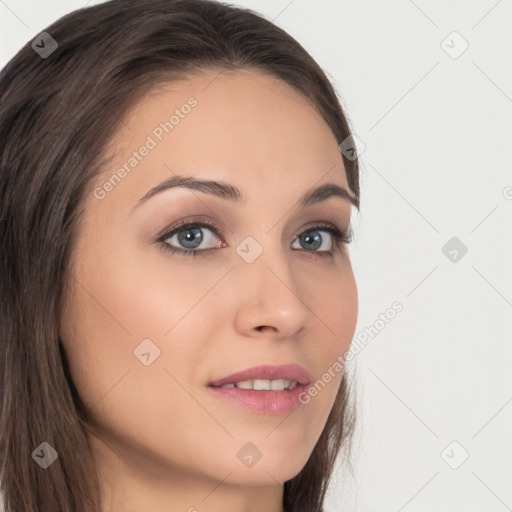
[1,1,511,511]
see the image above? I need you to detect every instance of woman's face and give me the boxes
[60,68,358,504]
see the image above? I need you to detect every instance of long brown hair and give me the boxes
[0,1,361,510]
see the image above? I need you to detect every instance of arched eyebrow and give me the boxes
[134,175,357,211]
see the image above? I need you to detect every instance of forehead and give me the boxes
[94,68,350,211]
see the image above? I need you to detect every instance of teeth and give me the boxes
[254,379,271,390]
[219,379,298,391]
[236,380,253,389]
[270,379,288,390]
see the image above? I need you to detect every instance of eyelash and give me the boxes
[156,218,353,259]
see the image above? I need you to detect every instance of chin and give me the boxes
[221,462,307,487]
[204,442,311,486]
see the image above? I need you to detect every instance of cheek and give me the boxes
[298,266,357,429]
[313,262,358,356]
[59,247,222,463]
[60,243,224,409]
[75,240,217,341]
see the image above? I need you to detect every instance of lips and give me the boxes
[206,364,312,414]
[208,363,311,388]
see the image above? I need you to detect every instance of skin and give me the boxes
[59,68,358,512]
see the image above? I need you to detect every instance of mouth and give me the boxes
[206,363,311,414]
[207,363,311,388]
[209,378,299,391]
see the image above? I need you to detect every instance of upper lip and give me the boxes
[208,364,311,387]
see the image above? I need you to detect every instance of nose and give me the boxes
[232,245,311,339]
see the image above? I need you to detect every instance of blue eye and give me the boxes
[157,218,353,258]
[158,219,224,257]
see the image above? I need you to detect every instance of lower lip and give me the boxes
[206,384,308,414]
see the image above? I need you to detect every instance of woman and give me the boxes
[0,1,361,510]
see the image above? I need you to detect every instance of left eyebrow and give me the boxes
[134,175,358,210]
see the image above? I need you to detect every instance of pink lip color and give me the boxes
[206,382,309,414]
[206,364,311,415]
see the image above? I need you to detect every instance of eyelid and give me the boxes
[156,215,352,256]
[155,216,224,242]
[157,216,348,240]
